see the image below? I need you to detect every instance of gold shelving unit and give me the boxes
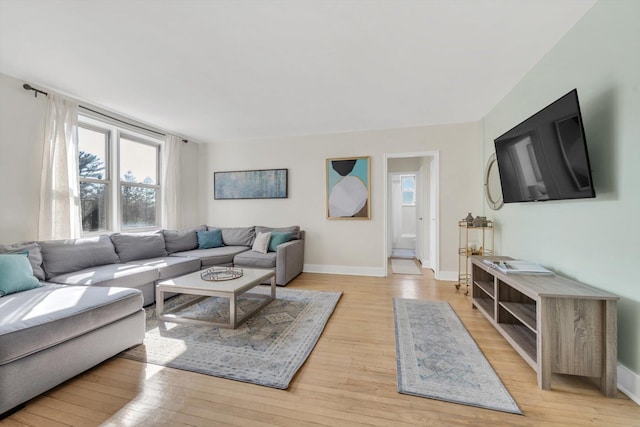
[457,220,494,295]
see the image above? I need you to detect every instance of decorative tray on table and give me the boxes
[200,267,244,281]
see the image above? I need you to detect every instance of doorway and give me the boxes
[384,152,439,277]
[389,172,417,259]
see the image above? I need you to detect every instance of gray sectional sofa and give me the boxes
[0,225,304,415]
[41,225,305,306]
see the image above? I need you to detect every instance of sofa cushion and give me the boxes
[268,232,291,252]
[0,242,45,281]
[40,236,120,279]
[125,256,200,279]
[171,246,250,267]
[256,225,301,240]
[197,229,223,249]
[48,263,158,288]
[0,254,41,297]
[215,226,255,246]
[234,250,277,269]
[110,232,168,263]
[162,225,206,254]
[0,284,142,365]
[252,232,271,254]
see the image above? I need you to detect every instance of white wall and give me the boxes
[0,72,46,242]
[199,122,480,276]
[0,72,200,242]
[388,157,420,173]
[482,0,639,376]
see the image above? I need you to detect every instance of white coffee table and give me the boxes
[155,268,276,329]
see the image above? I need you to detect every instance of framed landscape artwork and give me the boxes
[326,156,371,219]
[214,169,288,199]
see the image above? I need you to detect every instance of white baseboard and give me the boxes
[303,264,386,277]
[436,270,458,281]
[618,363,640,405]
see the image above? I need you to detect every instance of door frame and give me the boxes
[383,151,440,277]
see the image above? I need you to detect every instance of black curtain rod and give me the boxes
[23,83,188,143]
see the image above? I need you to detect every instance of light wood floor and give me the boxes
[3,267,639,426]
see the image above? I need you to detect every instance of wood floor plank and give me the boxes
[2,270,639,426]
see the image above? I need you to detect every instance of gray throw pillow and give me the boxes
[163,225,206,254]
[0,242,45,281]
[40,235,120,279]
[110,232,168,263]
[255,225,301,240]
[215,226,255,247]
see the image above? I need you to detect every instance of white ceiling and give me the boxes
[0,0,596,142]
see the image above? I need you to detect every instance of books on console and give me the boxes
[482,259,554,275]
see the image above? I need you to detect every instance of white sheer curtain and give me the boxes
[38,94,81,240]
[161,134,182,230]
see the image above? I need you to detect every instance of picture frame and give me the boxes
[214,169,288,200]
[326,156,371,220]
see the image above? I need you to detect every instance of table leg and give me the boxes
[230,295,236,329]
[270,274,276,298]
[602,299,618,397]
[156,287,164,319]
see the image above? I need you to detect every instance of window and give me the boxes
[401,174,416,206]
[119,136,159,229]
[78,125,110,232]
[78,116,161,233]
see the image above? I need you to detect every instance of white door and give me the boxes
[429,159,437,271]
[415,165,424,263]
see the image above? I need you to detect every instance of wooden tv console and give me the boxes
[470,256,619,397]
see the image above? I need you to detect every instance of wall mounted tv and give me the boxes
[494,89,595,203]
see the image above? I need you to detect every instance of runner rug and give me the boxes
[390,259,423,275]
[121,287,341,389]
[393,298,521,414]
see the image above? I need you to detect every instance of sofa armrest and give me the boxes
[275,237,304,285]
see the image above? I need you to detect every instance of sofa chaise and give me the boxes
[0,282,145,416]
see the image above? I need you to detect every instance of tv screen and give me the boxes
[494,89,595,203]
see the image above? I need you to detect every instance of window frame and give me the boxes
[77,114,162,235]
[117,133,161,232]
[78,123,112,233]
[401,174,416,207]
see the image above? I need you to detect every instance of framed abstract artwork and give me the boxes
[214,169,288,199]
[326,156,371,219]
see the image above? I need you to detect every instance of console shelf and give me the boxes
[470,256,619,397]
[474,280,494,298]
[499,302,536,332]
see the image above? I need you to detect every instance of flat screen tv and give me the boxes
[494,89,595,203]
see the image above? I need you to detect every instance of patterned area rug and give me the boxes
[393,298,521,414]
[121,287,341,389]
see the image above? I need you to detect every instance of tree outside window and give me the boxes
[119,136,159,229]
[78,125,109,232]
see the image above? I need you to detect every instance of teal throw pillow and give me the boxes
[197,229,223,249]
[268,232,292,252]
[0,253,41,297]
